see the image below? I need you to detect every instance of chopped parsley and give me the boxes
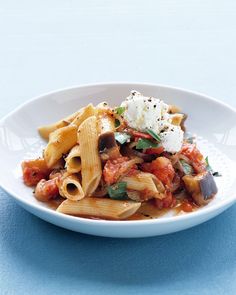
[146,129,161,142]
[205,156,222,177]
[114,132,131,145]
[136,138,159,150]
[115,106,125,115]
[107,182,128,200]
[205,156,213,173]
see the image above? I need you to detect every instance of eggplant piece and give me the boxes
[182,171,217,206]
[98,132,120,161]
[98,132,116,151]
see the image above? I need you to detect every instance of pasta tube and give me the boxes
[97,113,115,134]
[78,116,102,196]
[170,113,185,126]
[122,172,158,192]
[38,104,95,140]
[122,172,165,199]
[59,174,84,201]
[38,109,81,140]
[65,145,81,174]
[57,198,141,220]
[44,125,77,167]
[71,104,95,127]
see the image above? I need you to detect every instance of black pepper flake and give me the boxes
[154,105,157,108]
[148,98,152,102]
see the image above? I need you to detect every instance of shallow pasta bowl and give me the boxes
[0,83,236,238]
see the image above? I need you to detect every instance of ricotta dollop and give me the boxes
[121,91,184,153]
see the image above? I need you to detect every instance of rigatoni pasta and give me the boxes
[65,145,81,174]
[59,173,84,201]
[44,125,77,167]
[21,90,218,220]
[122,172,165,200]
[38,109,81,140]
[78,116,102,196]
[71,103,95,127]
[57,198,141,220]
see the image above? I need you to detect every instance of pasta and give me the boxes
[78,116,102,196]
[97,112,115,134]
[70,104,95,127]
[122,172,165,200]
[38,104,95,140]
[170,113,185,126]
[59,173,84,201]
[57,198,141,220]
[65,145,81,174]
[22,91,218,220]
[44,125,77,167]
[38,109,81,140]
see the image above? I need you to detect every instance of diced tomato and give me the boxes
[22,167,47,186]
[34,178,59,202]
[154,192,175,209]
[181,143,203,161]
[141,156,175,188]
[22,159,50,186]
[103,156,133,185]
[145,146,164,155]
[129,129,153,139]
[181,201,193,212]
[181,143,206,173]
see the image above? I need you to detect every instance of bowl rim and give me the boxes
[0,82,236,227]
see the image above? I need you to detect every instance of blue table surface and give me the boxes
[0,1,236,294]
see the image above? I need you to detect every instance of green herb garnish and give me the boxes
[114,132,131,145]
[115,106,125,115]
[205,156,213,173]
[107,182,128,200]
[136,138,159,150]
[146,129,161,142]
[205,157,222,176]
[180,159,194,175]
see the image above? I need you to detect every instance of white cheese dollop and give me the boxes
[121,91,184,153]
[160,124,184,154]
[121,91,169,132]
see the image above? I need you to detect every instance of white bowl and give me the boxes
[0,83,235,238]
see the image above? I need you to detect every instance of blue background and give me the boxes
[0,1,236,294]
